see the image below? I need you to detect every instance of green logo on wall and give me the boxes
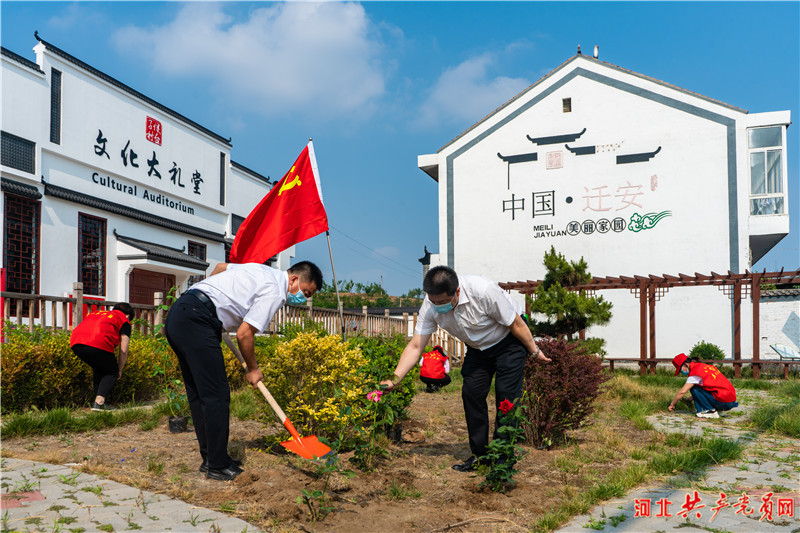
[628,210,672,232]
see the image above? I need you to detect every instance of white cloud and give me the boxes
[414,53,530,129]
[112,2,386,119]
[373,246,400,258]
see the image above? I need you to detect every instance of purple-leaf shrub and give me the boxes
[522,337,609,447]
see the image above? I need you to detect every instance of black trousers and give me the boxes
[460,333,527,457]
[164,292,233,470]
[72,344,118,400]
[420,374,452,387]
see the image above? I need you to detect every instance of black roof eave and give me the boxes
[1,46,45,74]
[2,177,43,199]
[43,181,226,243]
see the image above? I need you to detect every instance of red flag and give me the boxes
[230,141,328,263]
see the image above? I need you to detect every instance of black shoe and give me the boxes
[452,456,482,472]
[206,465,242,481]
[91,402,117,411]
[425,384,435,393]
[200,458,242,473]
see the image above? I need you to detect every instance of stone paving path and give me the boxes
[0,458,264,533]
[557,391,800,532]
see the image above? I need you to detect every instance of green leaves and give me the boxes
[528,246,613,340]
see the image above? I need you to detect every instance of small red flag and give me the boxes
[229,141,328,264]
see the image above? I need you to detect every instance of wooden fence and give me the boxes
[1,284,468,364]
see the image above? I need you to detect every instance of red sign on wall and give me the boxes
[145,116,162,145]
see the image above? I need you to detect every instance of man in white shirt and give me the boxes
[164,260,322,481]
[381,265,550,472]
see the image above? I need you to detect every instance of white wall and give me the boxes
[428,56,782,357]
[759,295,800,359]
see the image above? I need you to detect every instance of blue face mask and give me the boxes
[433,302,453,314]
[287,289,306,305]
[680,369,689,376]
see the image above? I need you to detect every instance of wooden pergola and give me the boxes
[500,268,800,379]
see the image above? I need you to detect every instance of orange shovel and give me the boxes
[222,333,334,461]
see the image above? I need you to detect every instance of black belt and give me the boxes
[187,289,216,316]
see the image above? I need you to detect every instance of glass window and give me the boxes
[748,126,781,149]
[78,213,106,296]
[187,241,207,288]
[748,126,785,216]
[750,197,784,216]
[3,194,40,296]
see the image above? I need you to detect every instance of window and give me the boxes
[3,194,41,299]
[78,213,106,296]
[748,126,785,215]
[1,131,36,174]
[231,214,245,235]
[562,98,572,113]
[187,240,207,287]
[50,69,62,145]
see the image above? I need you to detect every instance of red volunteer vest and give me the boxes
[689,362,736,403]
[70,310,130,353]
[421,349,447,380]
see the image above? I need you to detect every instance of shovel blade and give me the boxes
[280,435,333,461]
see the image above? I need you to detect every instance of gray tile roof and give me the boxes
[115,231,209,270]
[1,177,42,199]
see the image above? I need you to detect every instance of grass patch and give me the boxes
[386,480,422,501]
[619,400,656,430]
[749,401,800,438]
[531,433,744,532]
[2,407,152,438]
[230,389,260,421]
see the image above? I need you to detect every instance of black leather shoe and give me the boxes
[452,456,481,472]
[206,465,242,481]
[200,458,242,473]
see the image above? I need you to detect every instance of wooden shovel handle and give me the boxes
[222,332,288,423]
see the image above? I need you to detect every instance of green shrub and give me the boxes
[689,341,726,361]
[259,332,367,439]
[577,337,607,357]
[349,333,418,425]
[1,323,182,412]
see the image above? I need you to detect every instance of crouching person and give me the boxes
[419,345,451,393]
[668,353,738,418]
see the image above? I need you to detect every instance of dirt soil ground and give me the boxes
[1,388,648,532]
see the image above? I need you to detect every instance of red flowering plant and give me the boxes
[477,394,527,493]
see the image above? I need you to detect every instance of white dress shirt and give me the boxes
[414,275,522,350]
[191,263,287,333]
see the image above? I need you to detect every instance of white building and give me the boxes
[1,35,293,307]
[417,52,792,358]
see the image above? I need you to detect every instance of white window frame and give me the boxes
[747,125,787,216]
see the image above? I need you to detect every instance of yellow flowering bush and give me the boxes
[1,323,181,412]
[260,332,367,439]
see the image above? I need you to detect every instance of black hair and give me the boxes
[113,302,135,321]
[423,265,459,296]
[288,261,324,291]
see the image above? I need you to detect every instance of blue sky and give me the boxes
[2,1,798,295]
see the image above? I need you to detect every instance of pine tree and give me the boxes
[528,246,612,340]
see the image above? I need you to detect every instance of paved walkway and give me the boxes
[0,458,264,533]
[557,391,800,532]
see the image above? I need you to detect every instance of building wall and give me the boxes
[424,56,790,358]
[2,40,293,307]
[759,294,800,359]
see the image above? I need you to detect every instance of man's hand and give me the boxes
[668,403,675,412]
[246,368,264,388]
[379,379,396,391]
[535,350,551,363]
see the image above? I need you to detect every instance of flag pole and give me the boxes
[325,230,346,340]
[310,137,346,340]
